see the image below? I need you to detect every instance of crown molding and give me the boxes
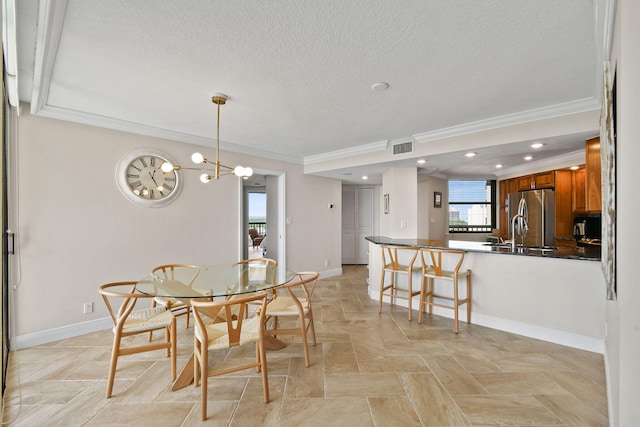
[30,0,68,115]
[414,98,601,144]
[304,140,389,165]
[35,104,302,164]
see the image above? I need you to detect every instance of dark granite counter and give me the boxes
[365,236,601,261]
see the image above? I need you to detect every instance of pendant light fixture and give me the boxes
[161,94,253,181]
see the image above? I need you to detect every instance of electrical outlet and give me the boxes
[83,302,93,314]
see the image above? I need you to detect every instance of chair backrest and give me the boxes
[419,248,466,277]
[152,264,203,288]
[191,291,268,347]
[98,281,154,330]
[275,271,320,305]
[235,258,277,286]
[381,245,419,270]
[248,228,259,239]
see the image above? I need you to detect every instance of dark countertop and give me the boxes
[365,236,601,261]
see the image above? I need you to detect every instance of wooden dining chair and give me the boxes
[418,248,472,333]
[234,258,277,316]
[98,281,177,398]
[150,264,203,333]
[264,271,319,367]
[378,245,421,321]
[191,292,270,421]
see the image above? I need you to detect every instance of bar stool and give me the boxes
[418,248,471,333]
[378,245,421,321]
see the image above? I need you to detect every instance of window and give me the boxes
[448,180,496,233]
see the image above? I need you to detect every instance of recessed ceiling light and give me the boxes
[530,142,544,149]
[417,159,426,164]
[362,175,368,180]
[495,164,503,169]
[465,152,477,158]
[371,82,389,91]
[524,155,533,161]
[570,165,579,170]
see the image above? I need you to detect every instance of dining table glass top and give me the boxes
[136,263,296,299]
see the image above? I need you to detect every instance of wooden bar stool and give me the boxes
[418,248,471,333]
[378,245,421,321]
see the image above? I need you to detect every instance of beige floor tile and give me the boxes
[85,402,194,427]
[325,373,405,397]
[278,397,374,427]
[398,372,470,426]
[536,388,609,426]
[322,341,359,375]
[472,372,570,395]
[368,396,422,426]
[453,395,563,426]
[423,354,487,396]
[284,356,324,399]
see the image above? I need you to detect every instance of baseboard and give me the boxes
[371,288,604,354]
[11,317,112,350]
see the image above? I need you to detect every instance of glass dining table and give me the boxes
[136,262,297,391]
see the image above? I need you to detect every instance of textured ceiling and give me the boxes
[15,0,606,183]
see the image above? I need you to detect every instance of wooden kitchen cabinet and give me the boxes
[585,137,602,212]
[554,170,573,239]
[572,167,587,212]
[516,170,555,191]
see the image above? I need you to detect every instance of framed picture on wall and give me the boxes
[434,191,442,208]
[384,193,389,214]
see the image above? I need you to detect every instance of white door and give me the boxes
[342,188,373,264]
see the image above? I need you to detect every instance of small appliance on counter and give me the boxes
[573,215,602,249]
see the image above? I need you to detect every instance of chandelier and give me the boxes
[161,94,253,182]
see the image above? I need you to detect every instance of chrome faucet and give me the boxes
[510,214,528,250]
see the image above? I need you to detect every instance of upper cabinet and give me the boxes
[585,137,602,212]
[516,170,555,191]
[572,137,602,213]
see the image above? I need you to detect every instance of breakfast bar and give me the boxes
[366,236,606,353]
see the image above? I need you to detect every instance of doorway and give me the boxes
[241,172,286,266]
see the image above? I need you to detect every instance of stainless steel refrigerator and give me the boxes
[508,189,555,247]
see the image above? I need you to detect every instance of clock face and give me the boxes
[116,149,182,207]
[125,155,176,200]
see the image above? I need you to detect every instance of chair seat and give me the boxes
[383,263,421,273]
[266,296,310,316]
[423,268,471,280]
[196,316,262,351]
[154,296,186,308]
[120,306,174,334]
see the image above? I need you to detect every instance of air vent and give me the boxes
[392,140,413,155]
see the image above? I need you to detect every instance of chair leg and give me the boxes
[418,276,426,324]
[258,341,270,403]
[170,318,177,380]
[301,317,310,368]
[378,270,385,314]
[185,308,190,328]
[148,300,157,342]
[466,275,471,324]
[308,309,317,346]
[106,333,122,398]
[407,273,413,321]
[200,347,208,421]
[453,278,459,334]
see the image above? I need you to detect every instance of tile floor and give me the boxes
[1,265,608,426]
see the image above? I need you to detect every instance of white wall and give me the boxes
[381,167,417,238]
[606,0,640,424]
[9,111,342,346]
[417,176,447,239]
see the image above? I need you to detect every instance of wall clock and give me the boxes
[115,148,183,207]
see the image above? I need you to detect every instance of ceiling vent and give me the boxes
[392,140,413,155]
